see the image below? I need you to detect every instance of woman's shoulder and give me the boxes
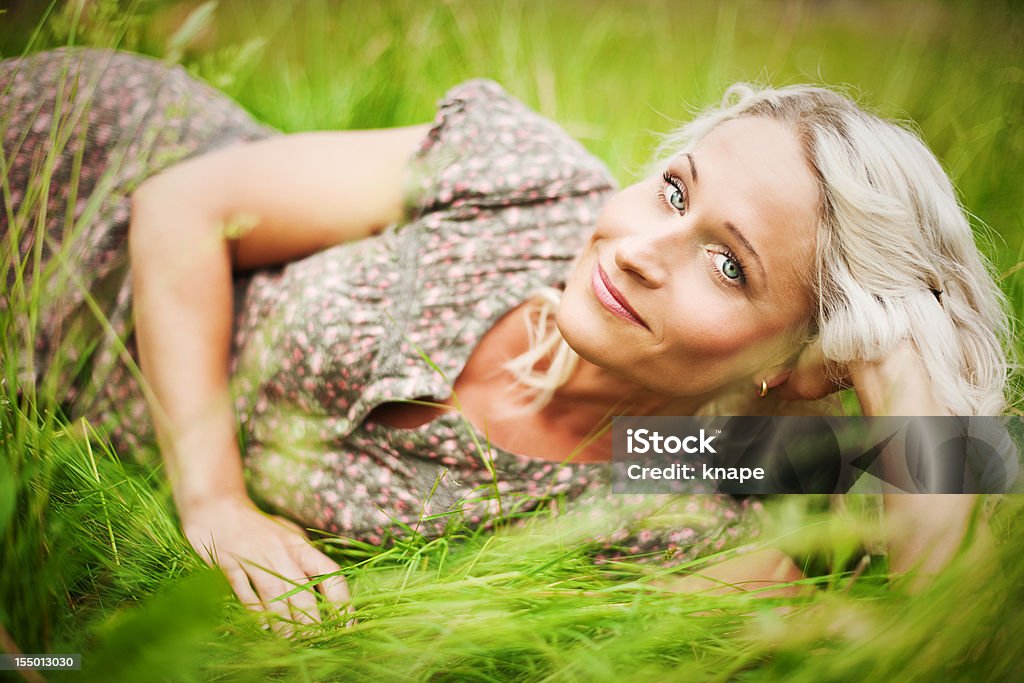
[436,77,512,102]
[422,77,609,167]
[406,77,618,217]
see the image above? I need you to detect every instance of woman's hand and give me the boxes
[180,494,354,634]
[846,341,948,417]
[771,338,940,415]
[654,547,807,598]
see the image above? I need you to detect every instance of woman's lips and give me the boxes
[591,262,648,329]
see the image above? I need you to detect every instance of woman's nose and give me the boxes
[613,228,675,287]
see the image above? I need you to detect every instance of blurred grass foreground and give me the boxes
[2,1,1024,681]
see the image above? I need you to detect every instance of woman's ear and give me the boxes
[768,338,853,402]
[754,365,794,394]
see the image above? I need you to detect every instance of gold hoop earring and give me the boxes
[758,379,768,398]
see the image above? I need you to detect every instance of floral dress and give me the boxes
[1,47,764,568]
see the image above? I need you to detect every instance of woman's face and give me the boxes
[558,115,821,397]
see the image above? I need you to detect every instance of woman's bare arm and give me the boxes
[848,343,995,591]
[777,340,995,592]
[128,123,430,630]
[654,548,807,599]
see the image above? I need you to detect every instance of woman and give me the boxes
[1,47,1014,631]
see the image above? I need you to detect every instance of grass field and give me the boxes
[2,1,1023,681]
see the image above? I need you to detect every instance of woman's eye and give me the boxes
[712,252,744,282]
[661,173,687,213]
[667,186,685,211]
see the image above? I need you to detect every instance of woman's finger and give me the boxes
[224,564,265,612]
[283,568,324,628]
[244,562,300,637]
[263,517,328,626]
[301,549,356,626]
[271,544,326,627]
[262,552,324,629]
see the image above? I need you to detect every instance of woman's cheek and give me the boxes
[662,292,760,361]
[664,321,747,360]
[593,181,658,240]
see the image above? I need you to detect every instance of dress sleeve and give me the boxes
[404,79,617,219]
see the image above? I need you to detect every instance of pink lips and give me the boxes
[591,262,648,329]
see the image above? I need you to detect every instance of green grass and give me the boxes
[2,1,1024,681]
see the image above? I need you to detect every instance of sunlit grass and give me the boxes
[2,0,1023,681]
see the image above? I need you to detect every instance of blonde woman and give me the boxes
[2,47,1016,630]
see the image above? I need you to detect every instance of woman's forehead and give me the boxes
[688,117,819,222]
[685,117,820,293]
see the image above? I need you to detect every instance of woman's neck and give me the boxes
[534,356,715,431]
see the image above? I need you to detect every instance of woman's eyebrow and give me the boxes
[724,220,765,280]
[685,152,766,280]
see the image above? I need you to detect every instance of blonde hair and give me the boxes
[503,83,1019,417]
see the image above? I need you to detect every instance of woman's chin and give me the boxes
[554,306,603,361]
